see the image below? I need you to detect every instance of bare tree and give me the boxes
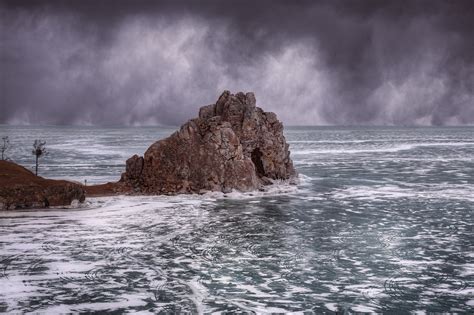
[32,140,47,176]
[1,136,10,160]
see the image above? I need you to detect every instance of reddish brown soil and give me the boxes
[0,160,80,190]
[0,160,86,209]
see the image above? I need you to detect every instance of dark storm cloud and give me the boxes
[1,0,473,126]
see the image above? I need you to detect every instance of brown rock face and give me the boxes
[0,160,86,210]
[121,91,296,194]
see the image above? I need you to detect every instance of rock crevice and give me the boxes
[121,91,296,194]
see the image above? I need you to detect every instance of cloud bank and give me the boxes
[1,0,473,126]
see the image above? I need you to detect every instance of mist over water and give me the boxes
[2,0,474,126]
[0,125,473,312]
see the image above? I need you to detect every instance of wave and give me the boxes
[291,142,474,155]
[332,184,474,202]
[289,139,474,144]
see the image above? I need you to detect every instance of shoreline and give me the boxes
[83,182,127,198]
[1,159,301,210]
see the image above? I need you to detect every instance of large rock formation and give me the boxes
[121,91,296,194]
[0,160,86,210]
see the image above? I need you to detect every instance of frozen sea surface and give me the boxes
[0,126,473,313]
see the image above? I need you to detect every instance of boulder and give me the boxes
[121,91,296,194]
[0,160,86,210]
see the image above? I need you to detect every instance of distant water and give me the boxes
[0,125,473,313]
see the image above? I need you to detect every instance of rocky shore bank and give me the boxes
[0,160,85,210]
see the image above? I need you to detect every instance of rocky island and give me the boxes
[120,90,296,194]
[0,91,296,209]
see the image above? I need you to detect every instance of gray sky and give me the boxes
[1,0,473,126]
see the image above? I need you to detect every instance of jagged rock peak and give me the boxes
[121,91,296,194]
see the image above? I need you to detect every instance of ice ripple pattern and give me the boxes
[0,126,473,313]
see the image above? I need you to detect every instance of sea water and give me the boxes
[0,125,473,313]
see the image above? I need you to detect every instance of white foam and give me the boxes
[332,184,474,202]
[291,142,474,155]
[198,180,300,200]
[324,303,338,311]
[351,304,377,313]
